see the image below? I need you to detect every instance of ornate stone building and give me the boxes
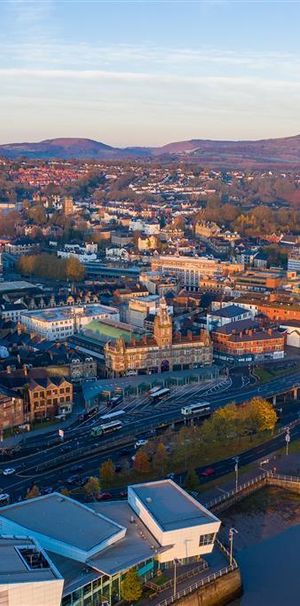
[104,298,212,377]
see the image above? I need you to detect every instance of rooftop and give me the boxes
[21,304,118,323]
[210,304,249,319]
[0,280,38,293]
[87,501,165,576]
[0,494,124,553]
[0,536,61,584]
[130,480,219,532]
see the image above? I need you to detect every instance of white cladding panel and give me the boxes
[128,487,221,562]
[1,579,63,606]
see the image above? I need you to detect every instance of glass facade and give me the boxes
[61,558,157,606]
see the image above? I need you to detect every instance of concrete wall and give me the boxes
[175,569,242,606]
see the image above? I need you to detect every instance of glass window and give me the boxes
[199,533,215,546]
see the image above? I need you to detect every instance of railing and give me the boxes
[154,564,238,606]
[205,472,269,509]
[147,561,209,593]
[205,471,300,510]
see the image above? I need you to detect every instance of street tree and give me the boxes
[133,449,151,474]
[100,459,116,486]
[121,568,142,603]
[26,485,40,499]
[83,476,100,499]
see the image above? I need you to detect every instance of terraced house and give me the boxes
[27,377,73,421]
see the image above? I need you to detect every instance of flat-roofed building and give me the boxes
[128,479,221,562]
[151,255,243,291]
[20,304,119,341]
[0,536,63,606]
[0,481,221,606]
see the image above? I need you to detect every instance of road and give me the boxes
[1,365,300,502]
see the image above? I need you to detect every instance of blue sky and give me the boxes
[1,0,300,145]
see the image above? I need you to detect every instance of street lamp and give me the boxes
[229,527,238,566]
[233,456,239,492]
[285,427,290,456]
[173,559,179,597]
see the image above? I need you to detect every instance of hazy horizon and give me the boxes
[1,0,300,146]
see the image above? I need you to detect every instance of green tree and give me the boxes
[26,485,40,499]
[185,469,199,491]
[121,568,142,603]
[100,459,116,486]
[84,476,100,499]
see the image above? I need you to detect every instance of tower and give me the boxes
[63,196,74,216]
[154,297,172,348]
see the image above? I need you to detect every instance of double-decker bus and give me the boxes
[181,401,211,417]
[91,420,123,436]
[149,387,170,402]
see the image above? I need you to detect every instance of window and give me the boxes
[199,533,215,546]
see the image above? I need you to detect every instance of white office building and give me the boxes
[20,304,119,341]
[0,480,221,606]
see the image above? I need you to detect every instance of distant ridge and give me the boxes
[2,134,300,166]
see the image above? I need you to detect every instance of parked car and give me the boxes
[2,468,16,476]
[0,493,10,505]
[200,467,215,477]
[134,439,148,449]
[96,492,112,501]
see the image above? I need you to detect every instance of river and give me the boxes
[221,487,300,606]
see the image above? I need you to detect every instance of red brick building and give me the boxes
[0,388,25,434]
[212,319,286,363]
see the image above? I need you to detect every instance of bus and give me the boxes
[149,387,170,402]
[100,410,125,421]
[91,420,123,436]
[148,385,163,396]
[181,402,211,417]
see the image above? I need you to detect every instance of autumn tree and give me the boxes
[26,485,40,499]
[153,442,168,474]
[84,476,100,499]
[133,449,151,474]
[100,459,116,486]
[121,568,142,603]
[247,397,277,433]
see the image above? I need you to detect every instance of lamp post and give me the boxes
[233,456,239,492]
[229,527,238,566]
[285,427,290,456]
[173,559,178,598]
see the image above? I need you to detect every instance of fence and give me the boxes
[205,471,300,510]
[146,561,209,594]
[154,564,238,606]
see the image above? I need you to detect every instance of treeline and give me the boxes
[17,253,85,282]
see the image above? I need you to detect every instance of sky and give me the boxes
[1,0,300,146]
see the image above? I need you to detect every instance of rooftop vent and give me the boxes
[146,497,152,503]
[17,547,50,570]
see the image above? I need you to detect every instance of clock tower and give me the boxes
[154,297,172,348]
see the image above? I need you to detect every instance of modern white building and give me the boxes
[128,480,221,563]
[0,480,221,606]
[0,536,64,606]
[20,304,120,341]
